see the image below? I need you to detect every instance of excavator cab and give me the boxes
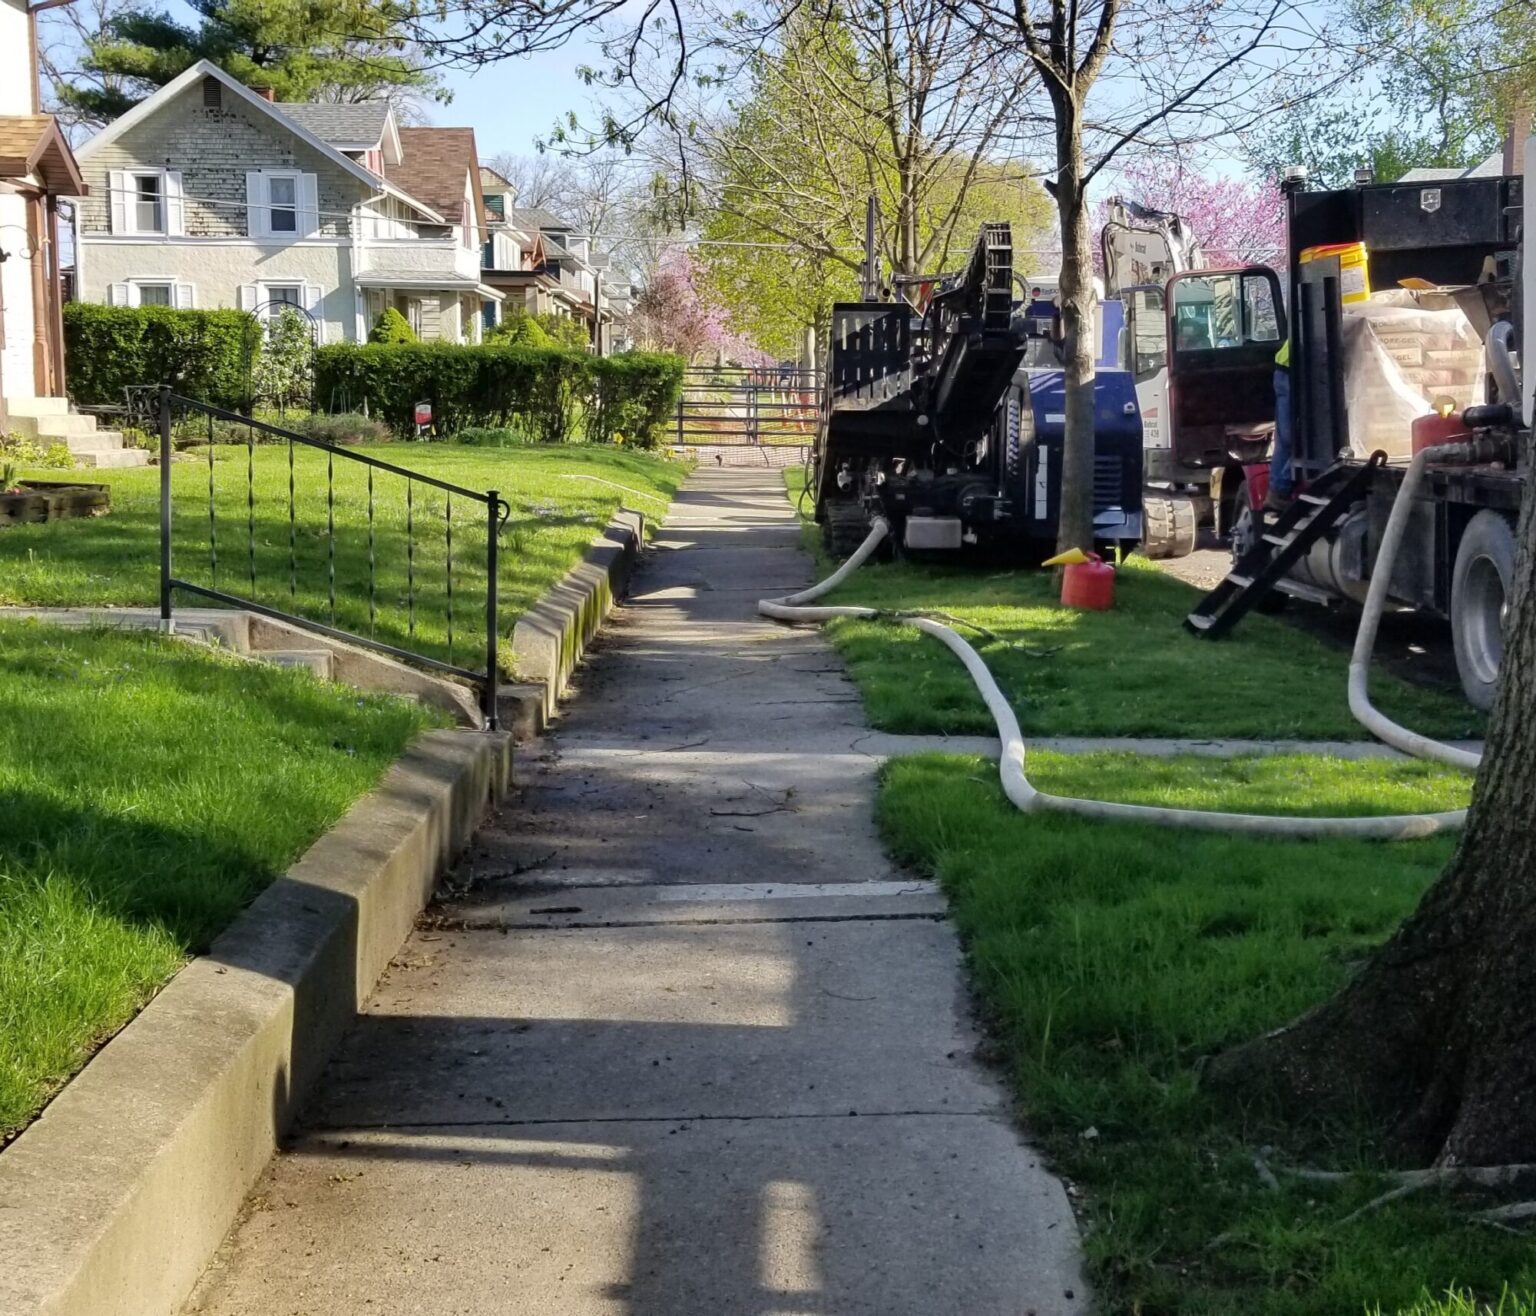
[1124,266,1286,480]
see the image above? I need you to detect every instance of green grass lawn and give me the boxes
[877,750,1535,1316]
[785,471,1481,742]
[1,444,688,677]
[0,620,439,1143]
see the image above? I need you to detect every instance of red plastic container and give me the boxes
[1060,553,1116,610]
[1411,411,1471,455]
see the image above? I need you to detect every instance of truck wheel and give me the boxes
[1142,492,1197,559]
[1451,510,1516,712]
[1229,483,1287,613]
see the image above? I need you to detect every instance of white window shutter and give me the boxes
[237,284,258,312]
[109,170,127,234]
[245,172,264,238]
[174,282,195,309]
[298,173,319,238]
[304,283,324,342]
[164,171,185,236]
[107,281,129,306]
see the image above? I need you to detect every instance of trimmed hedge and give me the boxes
[63,303,256,411]
[313,343,684,447]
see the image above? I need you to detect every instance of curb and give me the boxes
[507,507,645,731]
[0,728,511,1316]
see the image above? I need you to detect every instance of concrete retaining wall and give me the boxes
[0,729,511,1316]
[509,507,645,727]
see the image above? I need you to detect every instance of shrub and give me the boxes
[63,303,255,411]
[253,307,316,411]
[484,310,554,349]
[313,342,683,446]
[369,307,417,344]
[587,353,685,448]
[297,412,392,445]
[534,313,591,351]
[0,433,73,469]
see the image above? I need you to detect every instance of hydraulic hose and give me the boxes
[1347,446,1483,771]
[763,506,1473,840]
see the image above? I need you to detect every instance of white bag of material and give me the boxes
[1340,291,1485,459]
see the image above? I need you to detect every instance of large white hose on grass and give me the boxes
[762,497,1475,839]
[1347,448,1482,771]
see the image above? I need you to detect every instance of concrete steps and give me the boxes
[8,397,149,469]
[255,648,335,680]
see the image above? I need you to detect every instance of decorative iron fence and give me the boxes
[155,386,508,728]
[673,366,820,461]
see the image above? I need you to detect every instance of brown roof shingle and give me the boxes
[0,115,86,194]
[386,127,483,226]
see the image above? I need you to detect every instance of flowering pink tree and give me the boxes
[631,249,769,363]
[1097,158,1286,269]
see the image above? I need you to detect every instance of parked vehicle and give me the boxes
[1186,150,1529,711]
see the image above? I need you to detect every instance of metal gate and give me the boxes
[672,366,821,467]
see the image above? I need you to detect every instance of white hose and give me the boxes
[1347,449,1482,771]
[763,513,1471,840]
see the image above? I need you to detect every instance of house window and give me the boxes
[263,284,303,321]
[133,174,164,234]
[267,175,297,234]
[136,282,173,307]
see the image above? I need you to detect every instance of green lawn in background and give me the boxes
[0,621,438,1142]
[784,470,1481,742]
[1,444,688,677]
[876,751,1533,1316]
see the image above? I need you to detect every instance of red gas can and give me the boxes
[1411,410,1470,455]
[1060,553,1116,610]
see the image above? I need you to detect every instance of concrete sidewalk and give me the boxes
[186,467,1085,1316]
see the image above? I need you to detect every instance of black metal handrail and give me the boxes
[157,385,507,729]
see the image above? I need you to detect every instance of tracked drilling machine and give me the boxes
[811,219,1144,559]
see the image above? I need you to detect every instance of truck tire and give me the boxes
[1142,491,1198,559]
[1229,483,1287,613]
[1450,509,1516,712]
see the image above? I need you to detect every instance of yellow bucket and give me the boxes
[1301,241,1370,304]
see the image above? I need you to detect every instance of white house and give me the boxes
[73,60,501,344]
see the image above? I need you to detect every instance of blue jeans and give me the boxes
[1270,367,1293,496]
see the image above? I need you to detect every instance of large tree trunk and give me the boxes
[1053,103,1098,554]
[1208,444,1536,1166]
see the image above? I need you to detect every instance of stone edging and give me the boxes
[0,728,511,1316]
[504,507,645,737]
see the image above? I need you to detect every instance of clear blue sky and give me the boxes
[427,44,610,159]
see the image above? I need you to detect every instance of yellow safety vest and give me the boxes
[1275,339,1291,368]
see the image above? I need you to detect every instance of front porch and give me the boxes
[357,274,503,344]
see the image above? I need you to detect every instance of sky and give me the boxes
[430,44,609,160]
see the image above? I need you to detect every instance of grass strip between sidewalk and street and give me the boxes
[1,444,688,677]
[0,620,440,1144]
[784,470,1481,742]
[876,750,1536,1315]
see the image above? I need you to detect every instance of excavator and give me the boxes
[1100,198,1288,558]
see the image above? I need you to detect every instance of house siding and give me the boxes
[77,82,367,239]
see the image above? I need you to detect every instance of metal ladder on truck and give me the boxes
[1184,452,1386,638]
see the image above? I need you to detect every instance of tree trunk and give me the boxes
[1207,442,1536,1165]
[1053,106,1097,554]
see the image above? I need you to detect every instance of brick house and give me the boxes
[73,59,502,343]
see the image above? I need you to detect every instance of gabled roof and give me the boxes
[387,127,484,227]
[77,60,441,222]
[509,204,573,231]
[0,115,86,195]
[275,102,391,152]
[1399,152,1504,182]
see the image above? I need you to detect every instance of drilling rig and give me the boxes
[811,220,1144,559]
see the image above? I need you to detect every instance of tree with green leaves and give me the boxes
[1245,0,1534,185]
[628,0,1051,365]
[48,0,445,128]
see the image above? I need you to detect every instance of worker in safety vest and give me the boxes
[1265,338,1293,512]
